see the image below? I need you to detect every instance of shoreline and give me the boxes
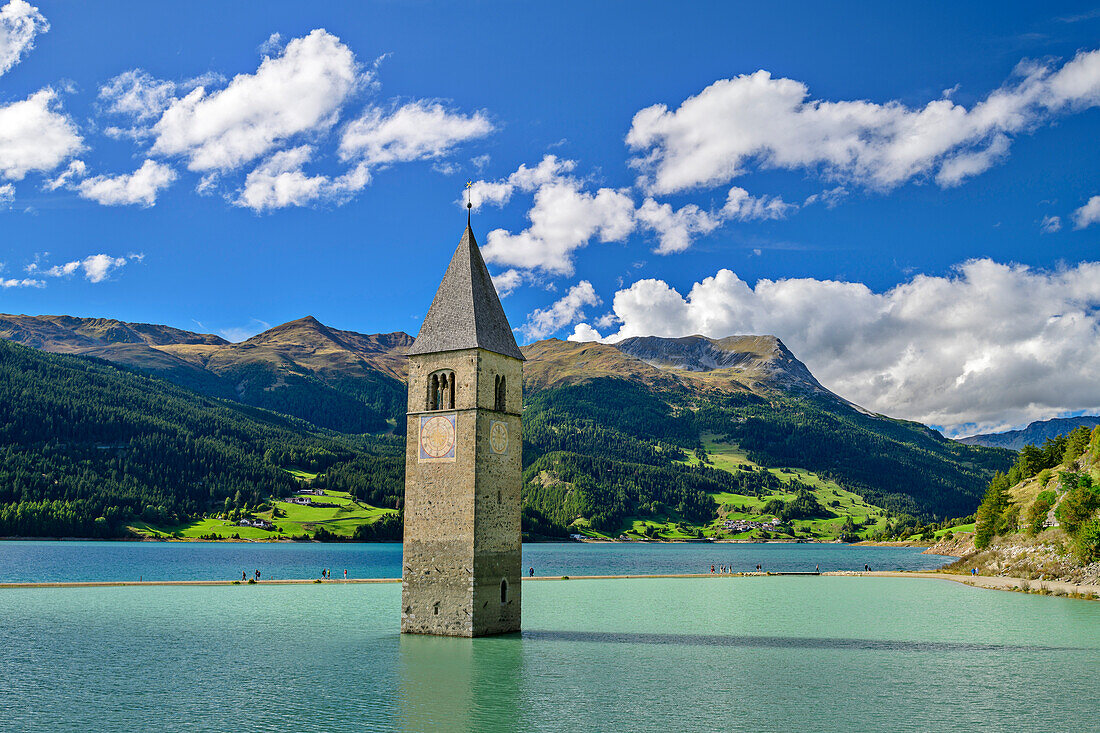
[0,535,934,547]
[3,571,1096,599]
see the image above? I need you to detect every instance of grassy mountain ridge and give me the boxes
[0,312,1016,539]
[0,313,409,434]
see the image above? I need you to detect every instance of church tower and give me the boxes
[401,221,524,637]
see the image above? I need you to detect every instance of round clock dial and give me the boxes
[490,421,508,454]
[420,415,456,458]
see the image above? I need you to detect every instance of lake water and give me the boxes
[1,575,1097,732]
[0,540,947,583]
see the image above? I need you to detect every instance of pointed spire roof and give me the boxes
[408,225,525,361]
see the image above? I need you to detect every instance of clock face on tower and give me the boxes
[419,414,457,462]
[490,420,508,455]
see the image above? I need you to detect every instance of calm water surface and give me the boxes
[0,540,947,582]
[0,576,1096,732]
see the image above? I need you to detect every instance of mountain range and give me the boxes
[958,416,1100,451]
[0,312,1016,537]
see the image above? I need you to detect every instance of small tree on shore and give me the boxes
[975,472,1011,549]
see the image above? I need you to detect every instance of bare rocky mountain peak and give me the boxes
[611,333,827,393]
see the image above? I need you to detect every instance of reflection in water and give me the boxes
[398,633,524,733]
[521,629,1080,653]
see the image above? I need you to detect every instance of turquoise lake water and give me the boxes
[1,576,1097,732]
[0,541,947,582]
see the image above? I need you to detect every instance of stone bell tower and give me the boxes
[400,220,524,637]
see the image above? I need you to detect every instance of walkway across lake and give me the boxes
[4,570,1097,599]
[0,540,949,584]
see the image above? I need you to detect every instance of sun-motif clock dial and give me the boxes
[490,420,508,454]
[419,414,456,461]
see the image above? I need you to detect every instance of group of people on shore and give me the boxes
[319,568,347,580]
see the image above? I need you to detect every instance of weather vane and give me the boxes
[466,180,473,225]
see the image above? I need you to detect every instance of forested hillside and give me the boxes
[0,340,403,538]
[519,376,1013,534]
[0,316,1018,540]
[973,425,1100,563]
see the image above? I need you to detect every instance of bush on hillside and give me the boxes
[1055,477,1099,536]
[1026,491,1056,536]
[1073,518,1100,563]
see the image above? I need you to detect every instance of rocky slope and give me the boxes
[937,532,1100,586]
[931,426,1100,584]
[613,334,828,394]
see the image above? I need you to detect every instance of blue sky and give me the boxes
[1,1,1099,434]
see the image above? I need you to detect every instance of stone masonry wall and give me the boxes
[401,348,523,637]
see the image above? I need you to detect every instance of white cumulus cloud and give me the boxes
[43,158,84,190]
[234,146,369,212]
[627,49,1100,196]
[1,276,42,287]
[27,253,136,283]
[77,160,176,206]
[98,69,178,122]
[569,259,1100,435]
[0,0,47,77]
[151,29,362,171]
[482,177,636,276]
[0,88,82,180]
[1072,195,1100,229]
[491,268,524,298]
[521,280,600,340]
[469,156,795,266]
[339,100,493,166]
[721,186,795,221]
[635,198,720,254]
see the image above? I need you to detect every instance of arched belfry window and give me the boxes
[494,375,507,412]
[427,370,455,411]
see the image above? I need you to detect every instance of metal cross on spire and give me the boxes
[466,180,473,226]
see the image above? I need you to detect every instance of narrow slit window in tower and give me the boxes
[500,578,508,604]
[495,375,506,412]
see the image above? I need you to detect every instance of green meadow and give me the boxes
[133,438,893,544]
[574,434,890,541]
[129,484,397,541]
